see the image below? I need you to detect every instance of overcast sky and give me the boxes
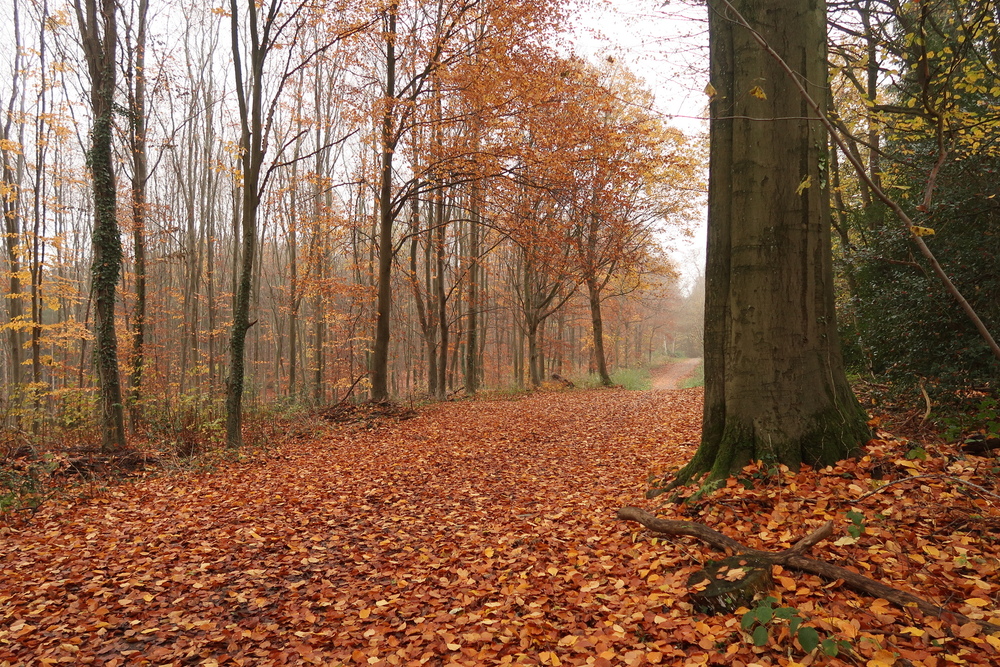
[570,0,709,289]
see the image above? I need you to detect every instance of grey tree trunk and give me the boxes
[465,189,480,394]
[30,0,51,421]
[678,0,869,485]
[434,191,448,400]
[2,0,25,395]
[586,277,611,386]
[225,0,265,448]
[127,0,149,429]
[369,4,397,402]
[75,0,126,451]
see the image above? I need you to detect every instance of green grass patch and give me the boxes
[573,367,652,391]
[679,362,704,388]
[612,367,652,390]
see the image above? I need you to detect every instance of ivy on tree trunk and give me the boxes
[75,0,126,452]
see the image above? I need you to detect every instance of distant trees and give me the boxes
[0,0,700,443]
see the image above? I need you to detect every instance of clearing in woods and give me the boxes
[2,387,999,665]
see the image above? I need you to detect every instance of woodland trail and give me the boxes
[649,359,702,391]
[0,389,702,666]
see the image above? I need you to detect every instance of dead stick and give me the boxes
[782,520,833,556]
[856,474,1000,502]
[617,506,1000,634]
[919,379,932,423]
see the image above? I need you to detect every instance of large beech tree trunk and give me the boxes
[678,0,869,485]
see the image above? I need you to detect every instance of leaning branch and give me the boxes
[617,506,1000,634]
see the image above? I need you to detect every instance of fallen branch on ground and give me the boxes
[855,474,1000,502]
[617,506,1000,634]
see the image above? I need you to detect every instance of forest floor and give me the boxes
[3,387,1000,666]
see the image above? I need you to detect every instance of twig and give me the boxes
[783,521,833,556]
[856,473,1000,502]
[336,374,367,407]
[919,379,932,423]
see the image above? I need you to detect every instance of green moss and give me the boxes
[688,555,774,614]
[657,397,869,498]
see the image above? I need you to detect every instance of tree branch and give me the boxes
[617,507,1000,633]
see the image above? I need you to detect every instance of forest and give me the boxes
[2,0,1000,664]
[0,0,703,451]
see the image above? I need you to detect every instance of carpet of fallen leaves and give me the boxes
[3,387,1000,667]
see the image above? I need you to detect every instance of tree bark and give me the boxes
[678,0,869,485]
[127,0,149,429]
[369,4,398,403]
[586,276,612,386]
[2,0,25,395]
[225,0,265,447]
[465,187,480,394]
[76,0,126,452]
[434,190,448,400]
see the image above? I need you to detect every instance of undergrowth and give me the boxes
[0,399,324,522]
[573,367,653,390]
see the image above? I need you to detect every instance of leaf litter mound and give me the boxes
[2,387,999,666]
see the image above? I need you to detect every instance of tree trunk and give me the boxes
[678,0,869,485]
[408,195,438,397]
[30,2,51,423]
[225,0,265,448]
[311,125,327,405]
[288,126,302,398]
[76,0,127,452]
[586,277,612,386]
[434,192,448,400]
[2,0,25,396]
[527,320,541,387]
[369,4,397,403]
[465,189,480,394]
[127,0,149,429]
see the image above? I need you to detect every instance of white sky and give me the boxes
[570,0,709,291]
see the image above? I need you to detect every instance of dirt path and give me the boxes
[650,357,702,390]
[0,390,703,665]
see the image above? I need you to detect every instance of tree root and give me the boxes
[617,506,1000,634]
